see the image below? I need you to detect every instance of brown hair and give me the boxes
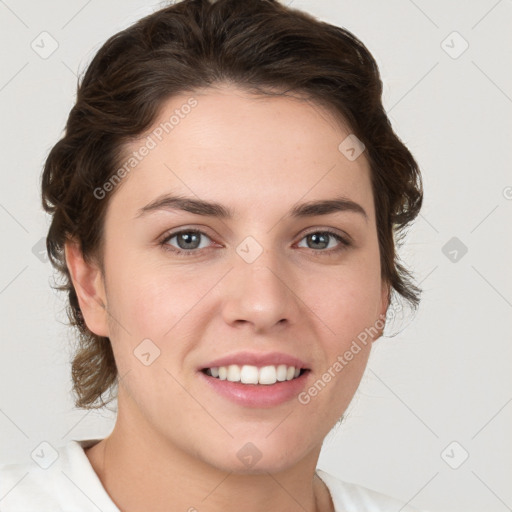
[42,0,423,409]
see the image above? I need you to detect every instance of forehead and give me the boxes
[111,84,374,222]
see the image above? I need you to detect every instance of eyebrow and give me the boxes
[136,194,368,222]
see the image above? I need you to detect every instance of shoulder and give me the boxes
[0,439,119,511]
[317,469,428,512]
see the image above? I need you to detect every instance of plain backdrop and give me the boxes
[0,1,511,511]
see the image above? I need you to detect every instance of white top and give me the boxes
[0,439,426,511]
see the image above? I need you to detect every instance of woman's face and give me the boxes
[85,84,388,473]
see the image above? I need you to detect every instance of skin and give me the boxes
[65,83,389,512]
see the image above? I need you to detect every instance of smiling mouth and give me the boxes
[201,364,309,386]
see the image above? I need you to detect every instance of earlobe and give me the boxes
[64,240,109,337]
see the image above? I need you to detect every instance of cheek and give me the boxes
[104,257,222,367]
[104,251,187,330]
[306,259,383,341]
[298,272,379,421]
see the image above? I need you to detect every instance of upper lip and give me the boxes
[200,351,310,370]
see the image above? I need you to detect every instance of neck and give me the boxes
[85,411,333,512]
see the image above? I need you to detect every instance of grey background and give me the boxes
[0,1,511,511]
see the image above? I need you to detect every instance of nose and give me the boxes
[220,249,301,334]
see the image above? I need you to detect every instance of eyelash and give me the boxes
[159,228,352,258]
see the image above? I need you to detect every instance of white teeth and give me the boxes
[205,364,303,385]
[240,365,259,384]
[276,364,288,381]
[227,364,241,382]
[259,365,277,385]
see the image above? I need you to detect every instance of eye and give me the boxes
[296,229,351,254]
[161,229,214,256]
[160,228,351,257]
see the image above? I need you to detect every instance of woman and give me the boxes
[0,0,426,510]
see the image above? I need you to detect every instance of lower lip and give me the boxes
[198,370,311,408]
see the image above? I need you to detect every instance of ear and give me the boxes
[379,280,391,319]
[373,280,390,342]
[64,239,109,337]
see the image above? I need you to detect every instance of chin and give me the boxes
[198,435,315,476]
